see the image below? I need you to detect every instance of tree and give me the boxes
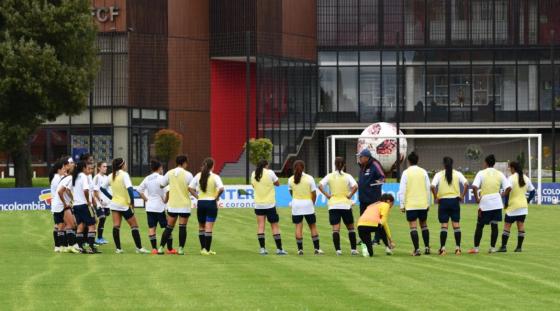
[248,138,273,166]
[154,129,183,169]
[0,0,98,187]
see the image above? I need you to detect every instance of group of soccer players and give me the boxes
[48,150,535,257]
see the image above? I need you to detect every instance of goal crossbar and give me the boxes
[327,133,542,205]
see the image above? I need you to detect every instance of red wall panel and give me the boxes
[210,60,256,173]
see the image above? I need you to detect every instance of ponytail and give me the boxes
[49,158,66,182]
[255,159,268,182]
[334,157,345,174]
[72,161,87,186]
[443,156,453,185]
[293,160,305,184]
[112,158,125,181]
[200,157,214,193]
[509,161,525,187]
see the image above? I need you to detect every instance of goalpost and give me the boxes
[326,134,542,205]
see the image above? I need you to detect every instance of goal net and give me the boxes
[326,134,543,205]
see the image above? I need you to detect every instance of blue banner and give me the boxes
[1,183,558,211]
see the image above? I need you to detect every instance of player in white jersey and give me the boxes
[72,161,100,253]
[54,158,80,253]
[49,157,70,252]
[138,160,171,254]
[288,160,323,255]
[498,161,536,253]
[469,154,512,254]
[93,161,111,244]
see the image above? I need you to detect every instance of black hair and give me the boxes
[255,159,268,182]
[335,157,345,173]
[72,161,87,186]
[443,156,453,185]
[151,160,162,172]
[200,158,214,193]
[293,160,305,184]
[485,154,496,167]
[509,161,526,187]
[79,153,93,162]
[176,155,188,166]
[407,152,419,165]
[48,158,67,182]
[112,158,125,180]
[380,193,395,203]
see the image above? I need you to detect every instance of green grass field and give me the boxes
[1,205,559,310]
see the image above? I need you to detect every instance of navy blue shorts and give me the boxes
[114,208,134,220]
[329,209,354,226]
[478,209,502,225]
[147,211,168,228]
[255,207,280,223]
[167,211,190,219]
[505,214,526,224]
[53,211,64,224]
[95,207,110,218]
[74,204,96,226]
[438,198,461,223]
[197,200,218,224]
[292,214,316,225]
[406,209,428,222]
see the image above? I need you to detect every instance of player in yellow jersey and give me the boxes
[498,161,535,253]
[102,158,149,254]
[469,154,511,254]
[356,194,395,257]
[318,157,359,256]
[251,159,287,255]
[398,152,432,256]
[288,160,323,255]
[189,158,224,255]
[431,157,469,256]
[158,155,193,255]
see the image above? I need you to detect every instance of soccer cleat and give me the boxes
[208,250,217,255]
[385,247,393,256]
[54,247,61,253]
[336,250,342,256]
[136,248,150,254]
[497,246,507,253]
[200,249,210,256]
[166,249,178,255]
[314,249,324,255]
[177,247,185,255]
[488,247,497,254]
[115,248,124,254]
[95,238,108,245]
[411,249,421,256]
[68,245,81,254]
[351,249,359,256]
[424,247,431,255]
[514,248,522,253]
[259,248,269,255]
[297,249,304,256]
[157,246,165,255]
[151,249,159,255]
[468,248,479,254]
[87,248,102,254]
[361,244,368,257]
[439,248,447,256]
[276,249,288,255]
[455,248,462,256]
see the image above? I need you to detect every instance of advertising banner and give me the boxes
[1,183,558,212]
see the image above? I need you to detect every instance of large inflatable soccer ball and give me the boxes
[356,122,407,173]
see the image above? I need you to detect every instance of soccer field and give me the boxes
[1,205,559,310]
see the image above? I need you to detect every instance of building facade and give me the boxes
[9,0,559,179]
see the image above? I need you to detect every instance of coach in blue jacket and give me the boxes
[357,149,386,215]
